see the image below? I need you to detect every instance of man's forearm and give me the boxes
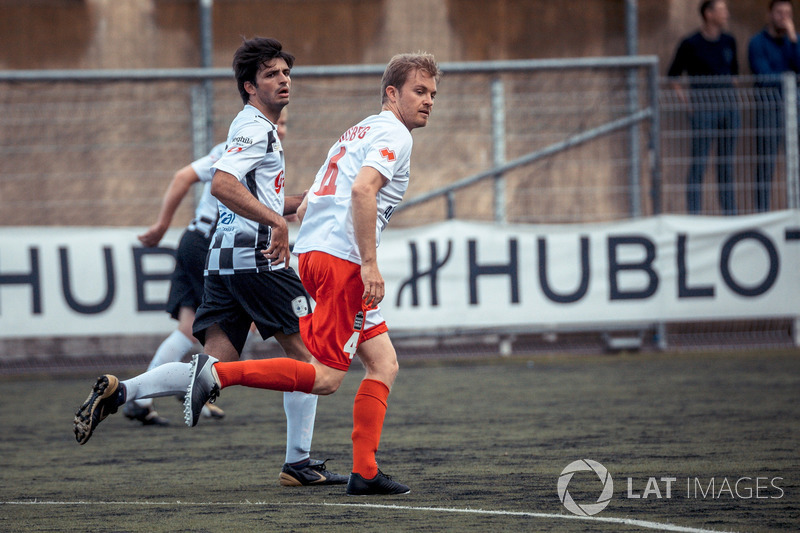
[283,193,305,216]
[211,171,285,228]
[352,189,378,264]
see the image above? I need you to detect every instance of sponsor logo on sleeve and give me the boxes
[379,148,396,162]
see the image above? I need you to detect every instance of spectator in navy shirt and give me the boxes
[668,0,739,215]
[748,0,800,211]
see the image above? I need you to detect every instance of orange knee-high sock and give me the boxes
[351,378,390,479]
[214,358,315,394]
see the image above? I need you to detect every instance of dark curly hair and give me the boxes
[232,37,295,104]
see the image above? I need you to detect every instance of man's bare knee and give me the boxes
[374,358,399,382]
[310,363,346,395]
[356,333,399,387]
[203,324,239,362]
[312,380,340,395]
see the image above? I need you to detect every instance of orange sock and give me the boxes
[214,358,315,394]
[351,378,390,479]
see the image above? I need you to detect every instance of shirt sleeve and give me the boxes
[191,142,227,183]
[748,35,772,75]
[212,122,271,181]
[362,123,413,182]
[667,39,688,77]
[731,37,739,76]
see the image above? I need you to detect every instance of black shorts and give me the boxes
[192,267,310,355]
[165,229,210,320]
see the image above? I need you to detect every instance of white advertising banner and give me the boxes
[0,227,182,338]
[1,211,798,339]
[379,211,800,330]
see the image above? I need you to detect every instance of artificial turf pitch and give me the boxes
[1,349,798,532]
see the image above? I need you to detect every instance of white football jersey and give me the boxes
[186,142,225,239]
[294,110,412,264]
[205,105,285,275]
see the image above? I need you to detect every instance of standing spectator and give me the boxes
[748,0,800,211]
[668,0,739,215]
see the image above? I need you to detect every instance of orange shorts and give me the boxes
[297,251,388,371]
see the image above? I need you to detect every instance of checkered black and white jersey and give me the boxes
[205,105,285,275]
[186,142,226,239]
[293,110,412,264]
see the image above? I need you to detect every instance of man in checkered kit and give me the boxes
[73,37,347,487]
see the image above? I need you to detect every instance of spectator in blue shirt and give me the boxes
[748,0,800,211]
[668,0,739,215]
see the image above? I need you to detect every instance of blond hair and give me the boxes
[380,52,441,104]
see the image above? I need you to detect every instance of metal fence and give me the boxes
[660,73,800,217]
[0,57,660,228]
[4,62,800,227]
[1,59,798,364]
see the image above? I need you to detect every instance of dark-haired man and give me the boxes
[749,0,800,211]
[668,0,739,215]
[74,37,346,487]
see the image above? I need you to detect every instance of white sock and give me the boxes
[131,331,194,408]
[122,362,191,401]
[284,391,318,464]
[148,330,194,370]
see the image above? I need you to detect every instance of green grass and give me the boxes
[1,349,798,532]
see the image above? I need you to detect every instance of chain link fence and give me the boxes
[1,58,660,229]
[4,66,800,228]
[660,73,800,216]
[1,60,798,370]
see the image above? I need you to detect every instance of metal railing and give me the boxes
[3,61,799,225]
[659,73,800,215]
[2,59,799,364]
[0,56,660,227]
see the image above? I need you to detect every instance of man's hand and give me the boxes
[775,7,797,41]
[360,260,385,308]
[138,224,168,248]
[784,16,797,42]
[262,218,290,268]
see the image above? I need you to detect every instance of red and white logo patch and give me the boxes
[379,148,396,162]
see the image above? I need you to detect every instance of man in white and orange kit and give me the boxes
[185,52,441,495]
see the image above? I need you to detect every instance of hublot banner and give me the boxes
[0,211,798,338]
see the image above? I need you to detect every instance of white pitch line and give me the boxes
[0,500,737,533]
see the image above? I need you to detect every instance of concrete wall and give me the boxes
[0,0,781,229]
[0,0,777,73]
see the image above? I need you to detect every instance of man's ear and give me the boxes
[385,85,398,103]
[244,80,257,96]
